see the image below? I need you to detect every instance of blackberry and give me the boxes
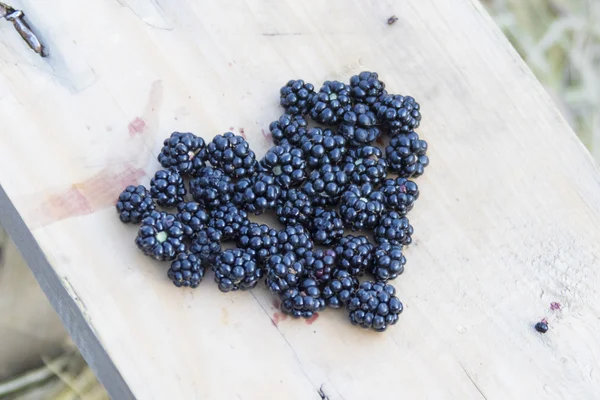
[279,79,315,116]
[322,269,359,309]
[275,189,314,227]
[233,172,282,215]
[116,185,155,224]
[149,169,186,208]
[340,184,385,230]
[309,80,352,125]
[189,166,233,208]
[535,321,549,333]
[310,208,344,245]
[374,211,413,246]
[346,281,403,332]
[157,132,207,176]
[269,114,308,146]
[302,164,349,206]
[349,71,386,105]
[302,249,336,284]
[167,252,205,288]
[342,146,388,186]
[190,227,222,265]
[175,202,209,238]
[385,132,429,178]
[372,243,406,281]
[277,224,314,258]
[299,127,347,168]
[207,132,257,178]
[265,252,304,294]
[334,235,374,277]
[280,277,326,318]
[135,211,186,261]
[213,249,261,292]
[380,177,419,215]
[374,94,421,134]
[208,205,249,240]
[237,223,279,265]
[259,143,307,188]
[338,103,381,147]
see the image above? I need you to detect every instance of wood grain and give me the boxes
[1,0,600,398]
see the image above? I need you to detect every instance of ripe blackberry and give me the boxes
[158,132,207,176]
[299,127,347,168]
[346,281,403,332]
[208,205,249,240]
[280,277,326,318]
[380,177,419,215]
[372,242,406,281]
[259,143,307,188]
[340,184,385,230]
[322,269,359,309]
[338,103,381,147]
[309,80,352,125]
[279,79,315,116]
[302,249,336,284]
[135,211,186,261]
[167,252,205,288]
[302,164,349,206]
[374,211,413,246]
[277,224,314,258]
[275,189,314,227]
[175,202,209,238]
[237,223,279,265]
[374,94,421,134]
[116,185,155,224]
[213,249,261,292]
[269,114,308,146]
[149,169,186,208]
[189,166,233,208]
[310,208,344,245]
[190,227,222,265]
[233,172,282,215]
[265,252,304,294]
[334,235,374,277]
[385,132,429,178]
[207,132,257,179]
[349,71,386,105]
[342,146,388,186]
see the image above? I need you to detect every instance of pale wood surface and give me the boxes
[1,0,600,399]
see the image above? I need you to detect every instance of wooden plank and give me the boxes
[1,0,600,398]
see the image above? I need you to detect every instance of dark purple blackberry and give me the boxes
[135,211,186,261]
[380,177,419,215]
[334,235,374,277]
[535,321,549,333]
[265,252,304,294]
[190,227,222,265]
[322,269,359,309]
[346,281,403,332]
[158,132,207,176]
[269,114,308,146]
[237,223,279,265]
[342,146,388,186]
[372,242,406,281]
[277,224,314,258]
[309,80,352,125]
[279,80,315,116]
[302,249,336,284]
[338,103,381,147]
[213,249,261,292]
[175,202,209,238]
[374,94,421,134]
[373,211,413,246]
[340,184,385,230]
[349,71,387,105]
[280,277,326,318]
[189,166,233,208]
[116,185,155,224]
[208,205,249,240]
[275,188,314,227]
[299,127,347,168]
[259,143,307,188]
[385,131,429,178]
[310,208,344,245]
[149,169,186,208]
[233,172,282,215]
[167,252,205,288]
[207,132,257,179]
[302,164,349,206]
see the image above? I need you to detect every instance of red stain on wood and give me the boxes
[261,128,272,143]
[305,313,319,325]
[550,302,561,311]
[541,317,548,324]
[272,312,288,327]
[239,128,246,139]
[128,117,146,137]
[375,136,384,145]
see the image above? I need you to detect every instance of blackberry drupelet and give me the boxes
[310,208,344,245]
[385,131,429,178]
[349,71,387,105]
[190,227,222,265]
[380,177,419,216]
[346,281,403,332]
[150,169,186,208]
[374,94,421,134]
[322,269,359,309]
[334,235,374,277]
[167,252,205,288]
[116,185,155,224]
[340,183,386,230]
[213,249,261,292]
[208,205,249,240]
[299,127,347,168]
[302,249,336,284]
[175,201,209,238]
[280,277,326,318]
[259,143,307,188]
[374,211,414,246]
[275,188,314,227]
[233,172,282,215]
[342,146,388,186]
[237,223,279,265]
[158,132,207,176]
[535,321,549,333]
[135,211,186,261]
[277,224,314,258]
[269,114,308,146]
[265,252,304,294]
[372,242,406,281]
[338,103,381,147]
[279,79,315,116]
[189,166,233,208]
[302,164,349,206]
[207,132,257,179]
[309,80,352,125]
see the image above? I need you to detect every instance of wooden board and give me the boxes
[2,0,600,398]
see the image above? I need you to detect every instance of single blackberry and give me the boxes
[535,321,549,333]
[309,80,352,125]
[149,169,186,208]
[208,205,249,240]
[322,269,359,309]
[190,227,222,265]
[374,94,421,134]
[280,277,326,318]
[338,103,381,147]
[207,132,257,178]
[385,131,429,178]
[302,249,336,284]
[167,252,205,288]
[299,127,347,168]
[374,211,413,246]
[372,242,406,281]
[346,281,403,332]
[116,185,155,224]
[277,224,314,258]
[269,114,308,146]
[310,208,344,245]
[380,177,419,215]
[175,202,209,238]
[334,235,374,277]
[233,172,282,215]
[259,143,307,188]
[340,184,386,230]
[302,164,349,206]
[349,71,387,105]
[279,79,315,116]
[157,132,207,176]
[275,188,314,227]
[213,249,261,292]
[342,146,388,186]
[237,223,279,265]
[135,211,186,261]
[189,166,233,208]
[265,252,304,294]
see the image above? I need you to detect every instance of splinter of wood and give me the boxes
[0,2,46,57]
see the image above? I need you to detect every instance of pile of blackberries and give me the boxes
[116,71,428,332]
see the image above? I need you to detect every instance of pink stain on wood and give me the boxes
[550,302,561,311]
[305,313,319,325]
[239,128,246,139]
[272,299,280,309]
[128,117,146,137]
[541,317,548,324]
[261,128,273,143]
[272,312,288,327]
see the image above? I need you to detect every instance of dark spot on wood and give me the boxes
[387,15,398,25]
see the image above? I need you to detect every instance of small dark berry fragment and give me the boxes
[116,185,155,224]
[535,321,549,333]
[150,169,186,208]
[168,252,205,288]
